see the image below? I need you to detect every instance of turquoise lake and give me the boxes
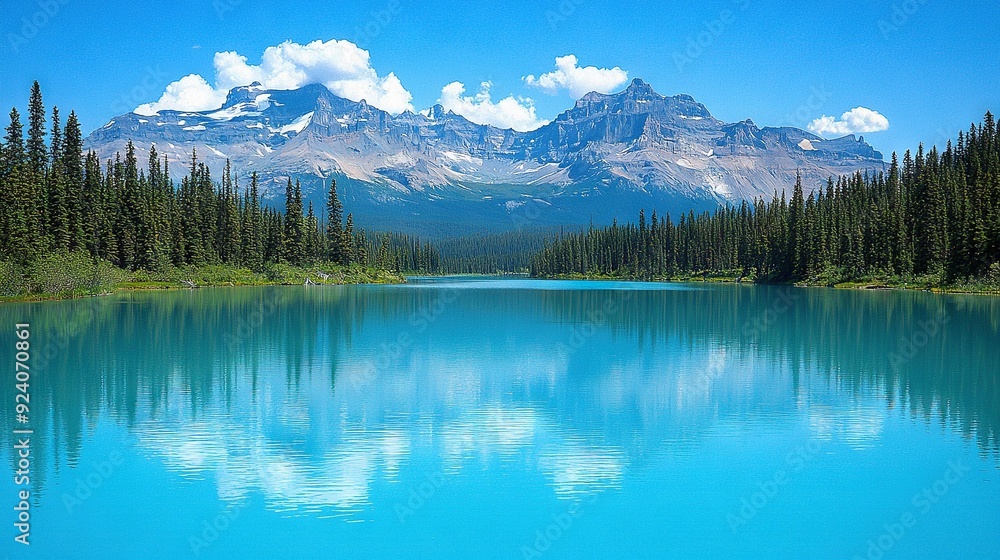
[1,278,998,559]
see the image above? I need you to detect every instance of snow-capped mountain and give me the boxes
[85,79,885,234]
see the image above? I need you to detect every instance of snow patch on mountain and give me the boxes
[278,112,314,135]
[85,79,886,232]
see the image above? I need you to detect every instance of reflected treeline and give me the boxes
[0,286,401,497]
[1,282,997,499]
[450,283,999,455]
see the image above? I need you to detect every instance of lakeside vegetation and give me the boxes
[531,113,1000,294]
[0,83,429,301]
[0,252,404,302]
[3,81,998,298]
[541,270,1000,295]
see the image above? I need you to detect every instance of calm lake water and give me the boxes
[1,278,998,559]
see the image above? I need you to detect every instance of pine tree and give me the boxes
[26,82,46,180]
[788,171,807,279]
[343,213,355,266]
[218,160,241,264]
[914,148,947,274]
[194,159,218,262]
[325,178,345,263]
[98,157,119,262]
[178,154,204,265]
[1,108,42,265]
[283,179,305,265]
[354,224,368,265]
[62,111,86,251]
[114,141,142,269]
[241,172,264,271]
[305,201,319,264]
[47,107,68,250]
[82,151,105,258]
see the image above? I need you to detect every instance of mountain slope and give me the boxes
[85,79,885,235]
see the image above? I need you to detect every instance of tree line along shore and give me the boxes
[2,82,998,301]
[531,113,1000,295]
[0,83,441,301]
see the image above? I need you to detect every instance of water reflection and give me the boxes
[1,280,997,520]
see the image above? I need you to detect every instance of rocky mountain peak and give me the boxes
[428,104,448,120]
[622,78,659,99]
[85,79,886,234]
[223,81,266,108]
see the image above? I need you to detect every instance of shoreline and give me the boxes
[531,272,1000,296]
[7,271,998,303]
[1,266,407,304]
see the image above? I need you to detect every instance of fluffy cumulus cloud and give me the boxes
[438,82,548,132]
[136,39,413,115]
[808,107,890,136]
[137,74,229,115]
[523,55,629,98]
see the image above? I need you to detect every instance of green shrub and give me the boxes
[0,261,26,298]
[987,263,1000,285]
[27,252,125,296]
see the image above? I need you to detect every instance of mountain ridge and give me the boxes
[85,78,886,235]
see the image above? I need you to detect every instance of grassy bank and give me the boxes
[0,252,405,303]
[538,266,1000,295]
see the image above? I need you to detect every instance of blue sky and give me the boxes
[1,0,997,157]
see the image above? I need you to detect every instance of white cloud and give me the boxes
[438,82,548,132]
[523,55,629,98]
[808,107,890,136]
[136,74,228,115]
[135,39,413,116]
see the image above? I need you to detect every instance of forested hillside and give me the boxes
[5,81,997,296]
[532,113,1000,290]
[0,83,434,298]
